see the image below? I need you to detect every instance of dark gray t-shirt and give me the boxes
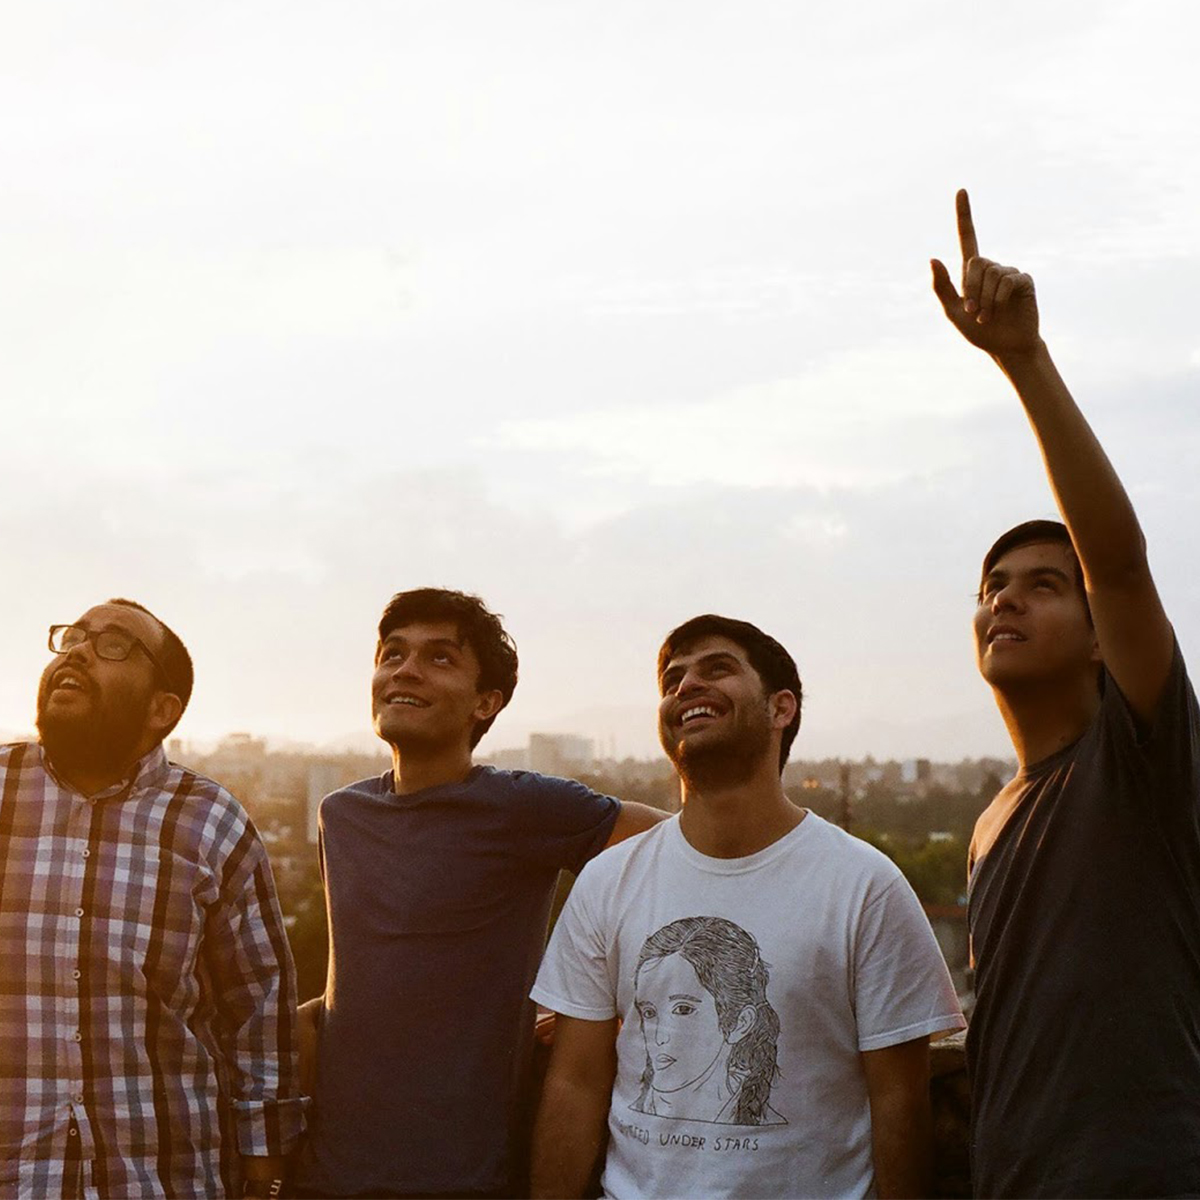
[968,646,1200,1198]
[298,766,619,1197]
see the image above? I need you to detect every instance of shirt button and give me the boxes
[72,970,81,980]
[72,1093,84,1104]
[74,908,84,918]
[69,1127,78,1137]
[81,848,90,858]
[72,1032,81,1042]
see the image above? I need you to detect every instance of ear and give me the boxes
[147,690,184,738]
[473,689,505,722]
[769,689,798,730]
[727,1004,758,1045]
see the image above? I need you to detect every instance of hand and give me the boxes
[297,996,322,1096]
[535,1007,557,1047]
[931,190,1040,358]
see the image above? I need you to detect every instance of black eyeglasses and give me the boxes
[48,624,173,691]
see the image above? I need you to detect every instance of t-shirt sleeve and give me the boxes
[852,872,966,1052]
[508,771,620,873]
[1099,640,1200,816]
[530,868,617,1020]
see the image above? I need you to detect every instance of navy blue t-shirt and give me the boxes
[968,646,1200,1197]
[298,766,619,1197]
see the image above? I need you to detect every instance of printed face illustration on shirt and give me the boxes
[635,953,728,1093]
[630,916,786,1127]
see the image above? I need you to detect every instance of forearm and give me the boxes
[995,339,1147,583]
[530,1073,611,1199]
[863,1038,932,1199]
[870,1097,931,1199]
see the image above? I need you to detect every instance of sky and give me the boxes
[2,1,1198,760]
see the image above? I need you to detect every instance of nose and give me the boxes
[990,581,1024,615]
[63,638,96,668]
[654,1020,669,1046]
[389,651,423,680]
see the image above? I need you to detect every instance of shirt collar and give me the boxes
[41,742,170,801]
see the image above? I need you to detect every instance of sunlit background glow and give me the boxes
[2,1,1198,759]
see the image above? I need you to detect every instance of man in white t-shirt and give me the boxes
[530,614,965,1198]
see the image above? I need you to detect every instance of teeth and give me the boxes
[388,696,428,707]
[682,706,719,723]
[992,633,1024,643]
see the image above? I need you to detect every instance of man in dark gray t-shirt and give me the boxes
[933,192,1200,1195]
[295,588,664,1199]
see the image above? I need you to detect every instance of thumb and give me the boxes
[930,258,961,317]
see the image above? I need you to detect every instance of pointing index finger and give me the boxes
[956,188,979,266]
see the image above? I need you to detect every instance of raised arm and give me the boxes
[931,189,1173,722]
[530,1014,618,1199]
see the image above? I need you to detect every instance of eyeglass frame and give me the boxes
[47,623,177,696]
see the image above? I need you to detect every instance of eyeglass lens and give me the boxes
[51,626,136,661]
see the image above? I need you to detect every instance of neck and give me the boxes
[45,753,137,799]
[678,758,805,858]
[992,672,1101,769]
[390,741,475,795]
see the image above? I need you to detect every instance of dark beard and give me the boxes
[660,709,773,792]
[36,685,150,784]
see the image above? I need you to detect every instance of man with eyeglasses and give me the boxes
[0,599,304,1199]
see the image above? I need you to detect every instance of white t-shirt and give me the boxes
[532,813,965,1199]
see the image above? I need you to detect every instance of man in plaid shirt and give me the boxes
[0,599,305,1199]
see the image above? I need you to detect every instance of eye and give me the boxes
[638,1004,657,1021]
[95,631,133,657]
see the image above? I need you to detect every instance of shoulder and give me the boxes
[477,766,606,801]
[802,813,904,880]
[0,741,37,774]
[320,772,391,814]
[576,815,675,885]
[1096,639,1199,750]
[156,761,265,862]
[483,767,619,821]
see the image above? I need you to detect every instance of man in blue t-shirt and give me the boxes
[295,588,665,1199]
[933,192,1200,1195]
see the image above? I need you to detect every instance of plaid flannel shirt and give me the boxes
[0,742,305,1199]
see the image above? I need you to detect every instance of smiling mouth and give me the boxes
[680,705,720,725]
[988,630,1027,645]
[385,694,431,708]
[50,673,90,698]
[654,1054,676,1068]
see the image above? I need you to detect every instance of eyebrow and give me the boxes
[662,651,741,680]
[379,634,464,653]
[668,992,704,1002]
[983,565,1072,587]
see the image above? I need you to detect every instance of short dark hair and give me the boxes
[979,520,1091,622]
[657,614,802,771]
[108,598,194,730]
[377,588,519,747]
